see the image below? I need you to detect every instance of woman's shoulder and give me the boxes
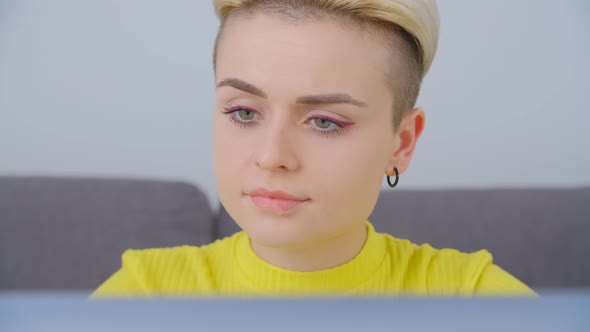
[93,232,245,296]
[381,232,492,267]
[122,232,243,263]
[379,232,533,295]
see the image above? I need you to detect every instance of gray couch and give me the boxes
[1,176,589,291]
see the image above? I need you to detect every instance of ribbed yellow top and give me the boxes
[93,222,535,297]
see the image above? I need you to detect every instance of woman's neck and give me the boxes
[249,222,368,272]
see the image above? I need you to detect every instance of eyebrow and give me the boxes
[216,78,368,107]
[296,94,367,107]
[216,78,267,98]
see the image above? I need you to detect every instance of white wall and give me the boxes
[1,0,589,206]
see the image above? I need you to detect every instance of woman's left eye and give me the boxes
[312,117,334,129]
[306,116,350,137]
[309,117,342,130]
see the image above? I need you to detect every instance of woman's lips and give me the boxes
[246,189,309,212]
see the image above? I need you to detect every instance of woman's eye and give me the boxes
[222,106,259,128]
[307,116,349,137]
[310,117,342,130]
[237,109,255,121]
[313,118,333,129]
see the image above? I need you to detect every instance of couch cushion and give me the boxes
[0,176,214,290]
[369,188,590,289]
[215,205,243,240]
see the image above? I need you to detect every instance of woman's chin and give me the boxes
[240,221,317,250]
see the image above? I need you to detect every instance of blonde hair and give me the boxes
[212,0,440,128]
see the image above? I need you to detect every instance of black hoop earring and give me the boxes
[387,167,399,188]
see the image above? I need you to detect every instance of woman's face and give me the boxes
[213,13,412,248]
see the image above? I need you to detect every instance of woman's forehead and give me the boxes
[215,13,392,99]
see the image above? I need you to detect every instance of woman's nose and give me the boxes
[255,122,299,172]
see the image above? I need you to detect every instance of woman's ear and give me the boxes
[385,108,426,176]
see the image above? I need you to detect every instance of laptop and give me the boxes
[1,290,589,332]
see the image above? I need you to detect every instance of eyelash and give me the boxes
[222,105,258,129]
[222,105,350,137]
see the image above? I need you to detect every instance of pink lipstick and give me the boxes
[246,188,308,212]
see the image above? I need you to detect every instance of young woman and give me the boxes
[94,0,534,296]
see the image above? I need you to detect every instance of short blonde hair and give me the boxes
[212,0,440,127]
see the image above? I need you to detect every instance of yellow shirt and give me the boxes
[93,222,535,297]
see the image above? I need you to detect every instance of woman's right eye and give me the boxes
[222,106,259,127]
[236,109,255,121]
